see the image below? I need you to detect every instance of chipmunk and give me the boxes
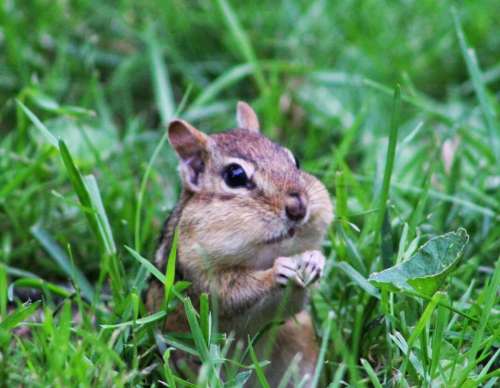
[146,102,333,386]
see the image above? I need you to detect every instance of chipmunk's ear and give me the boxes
[236,101,260,133]
[168,119,213,192]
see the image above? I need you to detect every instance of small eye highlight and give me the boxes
[223,163,249,188]
[285,148,300,169]
[294,155,300,169]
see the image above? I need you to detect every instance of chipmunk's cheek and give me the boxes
[302,176,334,237]
[185,198,273,261]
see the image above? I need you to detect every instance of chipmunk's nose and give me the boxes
[285,192,307,222]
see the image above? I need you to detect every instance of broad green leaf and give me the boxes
[368,228,469,297]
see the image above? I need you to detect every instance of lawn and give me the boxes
[0,0,499,386]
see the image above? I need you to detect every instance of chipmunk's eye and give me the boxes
[223,163,248,188]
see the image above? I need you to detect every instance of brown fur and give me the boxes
[146,102,333,386]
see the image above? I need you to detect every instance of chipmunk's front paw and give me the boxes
[297,250,325,287]
[274,256,304,288]
[274,251,325,288]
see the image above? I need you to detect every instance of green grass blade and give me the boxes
[0,264,6,317]
[329,363,347,388]
[373,84,400,240]
[162,349,177,388]
[457,258,500,384]
[400,292,444,379]
[134,86,190,281]
[159,333,200,357]
[8,278,72,300]
[333,262,380,298]
[452,9,499,164]
[83,175,116,255]
[125,245,165,284]
[59,140,124,299]
[148,31,175,126]
[248,339,270,388]
[16,100,58,148]
[310,311,334,387]
[183,297,210,362]
[360,358,383,388]
[215,0,267,93]
[191,63,254,107]
[30,224,94,301]
[101,310,167,329]
[58,141,100,248]
[132,133,168,291]
[199,293,210,345]
[0,301,40,331]
[429,301,449,379]
[164,227,179,306]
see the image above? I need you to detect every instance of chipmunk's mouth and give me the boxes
[264,227,295,245]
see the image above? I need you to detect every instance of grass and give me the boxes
[1,0,499,386]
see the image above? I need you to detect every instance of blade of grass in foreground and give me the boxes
[456,258,500,385]
[399,291,445,380]
[375,84,400,235]
[16,100,58,148]
[83,175,116,255]
[58,140,124,300]
[134,86,190,287]
[8,278,72,300]
[248,339,270,388]
[183,297,210,362]
[360,358,383,388]
[101,310,167,329]
[58,141,103,248]
[453,9,499,165]
[366,84,401,269]
[126,246,165,284]
[310,311,334,388]
[31,224,94,301]
[163,228,179,306]
[0,301,40,331]
[0,264,6,317]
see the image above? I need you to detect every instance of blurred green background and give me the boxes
[0,0,500,292]
[1,0,498,278]
[0,1,499,385]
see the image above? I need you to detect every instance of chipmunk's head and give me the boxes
[169,102,333,270]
